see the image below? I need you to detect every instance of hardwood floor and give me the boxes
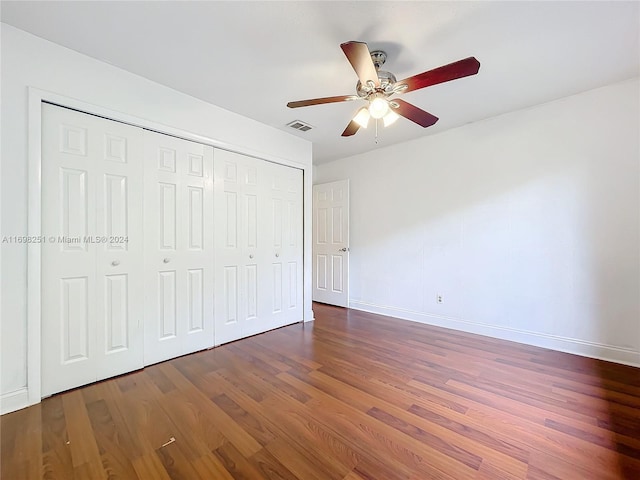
[2,302,640,479]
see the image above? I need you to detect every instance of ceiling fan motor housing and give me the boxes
[356,72,397,97]
[355,50,397,98]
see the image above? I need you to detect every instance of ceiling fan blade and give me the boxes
[391,99,439,128]
[340,41,380,87]
[396,57,480,93]
[341,119,360,137]
[287,95,358,108]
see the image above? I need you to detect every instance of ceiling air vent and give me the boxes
[286,120,313,132]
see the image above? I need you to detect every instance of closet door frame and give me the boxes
[23,88,312,412]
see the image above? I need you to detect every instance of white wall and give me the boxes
[315,78,640,367]
[0,25,313,412]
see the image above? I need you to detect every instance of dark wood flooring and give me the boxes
[2,303,640,479]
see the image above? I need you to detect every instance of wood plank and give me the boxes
[2,302,639,479]
[249,447,300,480]
[131,454,173,480]
[155,440,208,480]
[158,362,263,457]
[207,370,354,480]
[61,390,105,475]
[213,441,268,480]
[211,393,277,446]
[84,398,140,479]
[191,452,236,480]
[266,437,342,480]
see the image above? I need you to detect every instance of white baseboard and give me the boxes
[1,388,30,415]
[349,300,640,368]
[304,308,315,323]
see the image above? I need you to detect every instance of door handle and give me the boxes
[163,258,171,263]
[339,247,349,252]
[275,253,280,258]
[111,260,120,266]
[249,254,254,259]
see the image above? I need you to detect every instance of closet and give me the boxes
[40,103,303,397]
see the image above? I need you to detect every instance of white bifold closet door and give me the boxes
[266,159,304,331]
[214,150,303,345]
[143,131,214,365]
[41,103,145,397]
[41,104,302,396]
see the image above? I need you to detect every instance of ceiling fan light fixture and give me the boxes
[286,41,480,138]
[383,109,400,127]
[369,96,390,119]
[353,107,370,128]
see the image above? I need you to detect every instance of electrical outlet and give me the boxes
[437,294,443,304]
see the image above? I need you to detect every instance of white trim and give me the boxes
[0,23,2,417]
[350,300,640,368]
[38,90,307,170]
[27,90,43,407]
[0,388,30,415]
[26,87,313,410]
[303,167,314,322]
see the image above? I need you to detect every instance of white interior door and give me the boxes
[41,103,144,396]
[143,131,214,365]
[214,150,303,344]
[312,180,349,307]
[265,161,303,331]
[214,150,262,344]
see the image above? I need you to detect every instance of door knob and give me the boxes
[275,253,280,258]
[163,258,171,263]
[339,247,349,252]
[111,260,120,266]
[249,254,254,259]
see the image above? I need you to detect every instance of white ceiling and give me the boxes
[2,1,638,164]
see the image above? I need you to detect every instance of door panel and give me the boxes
[214,150,256,344]
[272,263,283,313]
[188,187,204,250]
[94,112,144,381]
[42,103,144,396]
[224,265,239,324]
[214,151,303,344]
[158,183,177,249]
[187,268,204,332]
[312,180,349,307]
[316,255,328,290]
[61,276,91,362]
[104,274,129,353]
[246,264,258,319]
[263,161,303,330]
[60,168,89,249]
[158,270,178,338]
[288,262,298,309]
[143,131,214,365]
[103,174,128,248]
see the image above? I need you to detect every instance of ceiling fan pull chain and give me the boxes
[375,118,379,144]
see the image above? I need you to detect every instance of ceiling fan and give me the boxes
[287,41,480,137]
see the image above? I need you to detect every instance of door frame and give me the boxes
[25,87,313,409]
